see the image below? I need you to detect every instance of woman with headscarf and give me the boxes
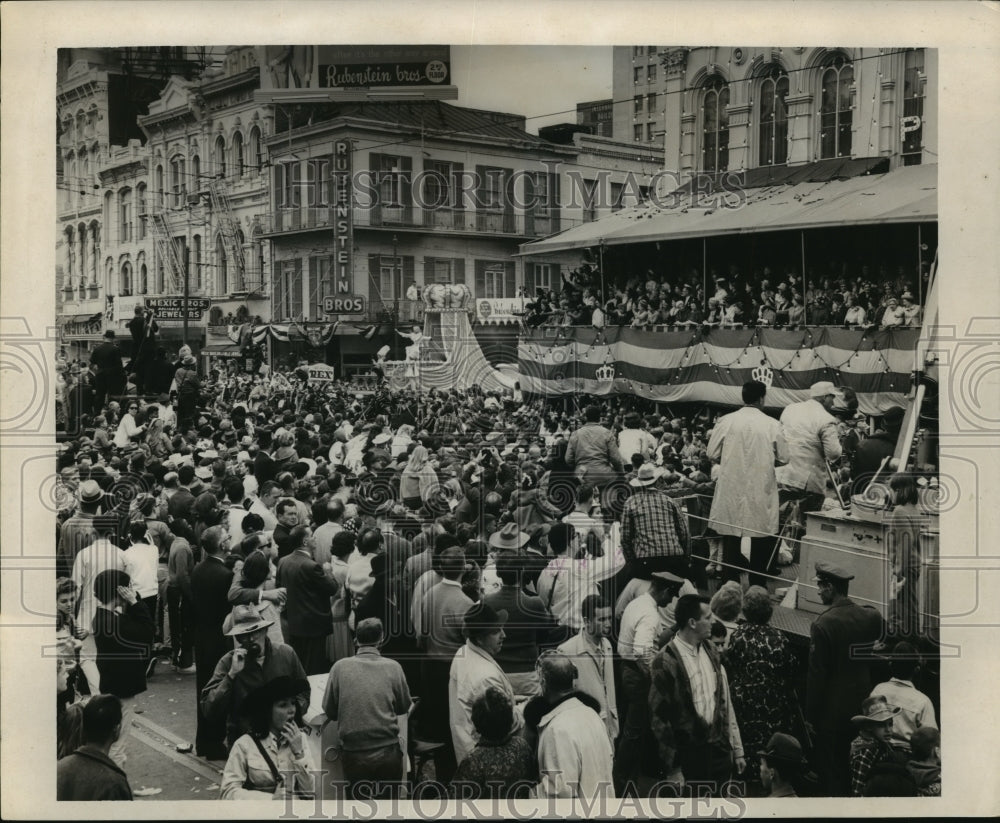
[399,445,439,511]
[144,417,172,459]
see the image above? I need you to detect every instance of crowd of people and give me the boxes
[53,338,940,802]
[522,259,925,330]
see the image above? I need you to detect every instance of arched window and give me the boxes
[216,234,228,293]
[119,188,133,243]
[192,155,201,188]
[136,184,147,238]
[701,76,730,174]
[248,127,262,172]
[759,66,789,166]
[106,258,115,294]
[820,53,853,159]
[233,131,245,176]
[214,135,227,178]
[234,229,246,290]
[170,154,187,207]
[139,263,148,295]
[78,148,89,204]
[155,164,165,207]
[121,262,133,296]
[65,152,76,208]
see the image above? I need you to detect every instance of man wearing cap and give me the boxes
[620,463,691,578]
[806,560,884,795]
[448,602,522,767]
[57,479,102,578]
[707,380,787,586]
[201,604,308,751]
[758,732,807,798]
[776,381,843,515]
[323,617,412,798]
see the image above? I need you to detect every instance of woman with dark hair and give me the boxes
[449,686,535,798]
[220,676,315,799]
[723,585,798,797]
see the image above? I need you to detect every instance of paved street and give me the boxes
[120,663,226,801]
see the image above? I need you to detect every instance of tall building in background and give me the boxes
[576,99,613,138]
[612,46,668,144]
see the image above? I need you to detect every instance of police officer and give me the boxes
[805,561,884,795]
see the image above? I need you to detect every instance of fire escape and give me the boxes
[208,178,251,293]
[145,211,185,295]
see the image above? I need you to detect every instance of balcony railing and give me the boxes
[256,206,581,238]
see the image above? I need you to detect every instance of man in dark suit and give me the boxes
[90,330,127,409]
[190,525,234,760]
[127,305,158,394]
[806,561,884,795]
[275,525,340,674]
[57,695,133,800]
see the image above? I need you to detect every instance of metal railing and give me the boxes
[256,206,581,237]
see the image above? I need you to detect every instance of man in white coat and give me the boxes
[707,380,787,587]
[776,380,843,515]
[535,651,615,799]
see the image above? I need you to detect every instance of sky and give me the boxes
[450,46,613,134]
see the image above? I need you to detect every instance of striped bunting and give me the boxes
[518,327,919,415]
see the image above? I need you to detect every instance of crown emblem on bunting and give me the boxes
[596,363,616,382]
[751,365,774,387]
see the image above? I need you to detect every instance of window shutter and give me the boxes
[453,257,465,285]
[549,172,561,232]
[524,265,535,294]
[368,253,382,307]
[505,261,516,297]
[400,156,413,221]
[474,260,486,298]
[451,162,464,211]
[524,174,536,235]
[503,168,515,233]
[423,256,433,286]
[402,256,415,292]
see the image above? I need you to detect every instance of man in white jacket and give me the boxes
[535,651,615,799]
[776,381,843,515]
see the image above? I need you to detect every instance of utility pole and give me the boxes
[183,243,190,345]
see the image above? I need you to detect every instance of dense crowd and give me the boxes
[54,336,940,803]
[523,258,925,330]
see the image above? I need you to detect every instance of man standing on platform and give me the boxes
[707,380,787,587]
[90,330,127,409]
[566,404,624,515]
[777,381,842,515]
[806,561,884,795]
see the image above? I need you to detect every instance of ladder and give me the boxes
[208,178,248,290]
[146,212,184,294]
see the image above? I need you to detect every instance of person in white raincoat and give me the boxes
[707,380,787,587]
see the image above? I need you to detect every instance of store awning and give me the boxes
[201,343,242,356]
[519,162,937,256]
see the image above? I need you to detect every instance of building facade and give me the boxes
[576,99,614,138]
[613,46,936,173]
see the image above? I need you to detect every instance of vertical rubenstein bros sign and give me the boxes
[322,139,365,315]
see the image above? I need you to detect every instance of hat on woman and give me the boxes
[851,695,901,726]
[488,522,530,551]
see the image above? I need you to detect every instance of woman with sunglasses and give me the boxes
[112,400,146,449]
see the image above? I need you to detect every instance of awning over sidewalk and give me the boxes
[520,162,937,256]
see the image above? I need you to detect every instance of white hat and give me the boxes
[809,381,838,399]
[629,464,664,487]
